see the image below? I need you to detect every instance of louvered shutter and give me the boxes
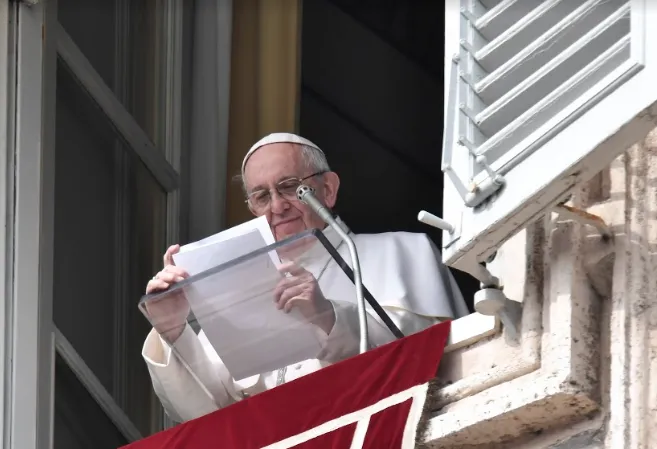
[440,0,657,276]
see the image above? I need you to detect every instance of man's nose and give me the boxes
[269,191,290,214]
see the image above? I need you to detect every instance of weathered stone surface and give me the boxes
[421,217,603,447]
[420,129,657,448]
[602,133,657,449]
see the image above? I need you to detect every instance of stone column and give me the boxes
[603,130,657,449]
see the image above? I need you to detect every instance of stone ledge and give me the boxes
[421,370,600,447]
[419,219,606,448]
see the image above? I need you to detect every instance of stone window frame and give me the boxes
[423,170,617,446]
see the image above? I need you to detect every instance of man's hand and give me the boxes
[273,262,336,335]
[144,244,191,343]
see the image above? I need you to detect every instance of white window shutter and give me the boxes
[441,0,657,277]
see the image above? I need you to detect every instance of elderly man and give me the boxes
[142,133,468,423]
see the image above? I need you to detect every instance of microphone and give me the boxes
[296,185,336,227]
[296,184,369,354]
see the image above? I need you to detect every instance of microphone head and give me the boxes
[296,184,315,202]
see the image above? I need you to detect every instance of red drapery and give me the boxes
[122,321,450,449]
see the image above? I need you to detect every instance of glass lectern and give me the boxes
[138,229,398,400]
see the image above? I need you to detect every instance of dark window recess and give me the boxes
[300,0,478,311]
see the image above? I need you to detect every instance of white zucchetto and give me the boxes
[241,133,324,175]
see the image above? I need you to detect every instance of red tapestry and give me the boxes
[122,321,450,449]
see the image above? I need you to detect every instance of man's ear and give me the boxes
[321,171,340,208]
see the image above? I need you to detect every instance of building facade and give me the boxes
[423,0,657,447]
[2,1,657,448]
[421,141,657,447]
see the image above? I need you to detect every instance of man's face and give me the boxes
[243,143,340,241]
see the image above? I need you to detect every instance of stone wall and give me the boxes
[421,131,657,448]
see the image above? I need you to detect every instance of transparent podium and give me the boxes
[138,229,399,401]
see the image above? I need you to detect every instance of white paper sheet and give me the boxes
[172,216,323,380]
[174,215,279,271]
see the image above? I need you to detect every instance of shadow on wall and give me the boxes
[299,0,478,310]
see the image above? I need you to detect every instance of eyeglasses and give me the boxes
[246,171,326,212]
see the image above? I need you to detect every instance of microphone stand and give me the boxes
[296,185,369,354]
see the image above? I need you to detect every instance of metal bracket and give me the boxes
[457,138,506,208]
[418,210,455,234]
[417,210,499,285]
[418,210,520,340]
[474,288,521,341]
[553,204,613,240]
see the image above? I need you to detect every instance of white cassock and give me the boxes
[142,219,469,423]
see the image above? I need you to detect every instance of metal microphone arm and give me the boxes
[296,185,369,355]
